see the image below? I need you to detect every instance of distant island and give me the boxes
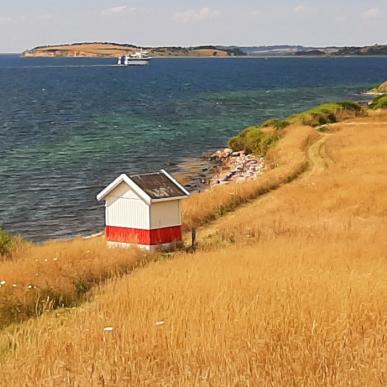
[22,43,244,58]
[22,42,387,58]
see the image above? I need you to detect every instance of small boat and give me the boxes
[117,50,151,66]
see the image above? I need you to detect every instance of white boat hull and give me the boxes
[126,59,150,66]
[117,55,151,66]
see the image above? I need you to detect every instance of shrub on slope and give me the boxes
[229,126,280,155]
[0,229,13,257]
[0,229,26,259]
[369,94,387,110]
[228,102,363,155]
[288,101,363,126]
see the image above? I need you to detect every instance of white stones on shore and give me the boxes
[208,148,265,187]
[209,148,233,162]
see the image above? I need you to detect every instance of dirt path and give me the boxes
[304,133,332,176]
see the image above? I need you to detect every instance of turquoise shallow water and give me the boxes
[1,55,387,241]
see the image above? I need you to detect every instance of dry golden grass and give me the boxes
[0,238,145,328]
[0,112,387,385]
[183,125,318,230]
[0,238,386,385]
[206,113,387,248]
[0,124,316,330]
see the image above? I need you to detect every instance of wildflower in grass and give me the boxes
[0,280,6,287]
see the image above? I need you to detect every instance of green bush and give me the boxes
[229,126,279,155]
[0,229,26,258]
[369,95,387,110]
[261,119,290,130]
[228,134,246,152]
[0,229,13,256]
[288,102,363,127]
[228,101,363,156]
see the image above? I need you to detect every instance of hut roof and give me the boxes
[97,169,189,204]
[130,172,187,200]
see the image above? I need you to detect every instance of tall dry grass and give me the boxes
[0,113,386,385]
[0,238,145,328]
[0,115,387,386]
[204,115,387,249]
[0,124,317,329]
[0,236,386,385]
[183,125,318,230]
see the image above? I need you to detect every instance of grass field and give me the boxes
[0,123,317,329]
[0,111,387,385]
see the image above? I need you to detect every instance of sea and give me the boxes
[1,55,387,241]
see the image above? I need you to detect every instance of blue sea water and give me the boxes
[1,55,387,241]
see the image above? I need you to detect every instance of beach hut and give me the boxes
[97,169,190,251]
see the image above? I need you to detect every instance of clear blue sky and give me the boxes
[1,0,386,52]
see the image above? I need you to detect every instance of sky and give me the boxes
[0,0,386,52]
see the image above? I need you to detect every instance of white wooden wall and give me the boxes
[105,182,150,229]
[150,201,181,230]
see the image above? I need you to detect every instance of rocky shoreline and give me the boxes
[181,148,265,192]
[208,148,265,186]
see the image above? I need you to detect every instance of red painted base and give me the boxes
[106,225,182,246]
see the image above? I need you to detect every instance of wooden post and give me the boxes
[191,228,197,251]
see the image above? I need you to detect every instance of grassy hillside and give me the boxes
[0,238,144,328]
[1,110,387,385]
[227,101,364,156]
[370,95,387,109]
[375,81,387,94]
[183,125,317,230]
[369,82,387,109]
[0,123,317,328]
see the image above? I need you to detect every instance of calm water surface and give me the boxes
[1,55,387,241]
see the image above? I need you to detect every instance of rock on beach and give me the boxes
[208,148,265,187]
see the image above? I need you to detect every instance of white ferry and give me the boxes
[117,50,151,66]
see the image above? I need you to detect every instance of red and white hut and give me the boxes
[97,169,190,251]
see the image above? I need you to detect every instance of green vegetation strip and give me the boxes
[370,95,387,110]
[229,101,363,155]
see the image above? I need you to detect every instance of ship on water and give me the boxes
[117,50,151,66]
